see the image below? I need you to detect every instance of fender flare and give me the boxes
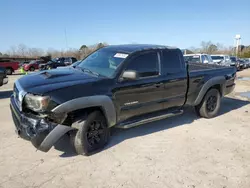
[52,95,116,127]
[194,76,226,106]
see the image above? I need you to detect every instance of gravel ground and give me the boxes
[0,69,250,188]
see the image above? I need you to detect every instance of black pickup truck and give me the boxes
[10,44,236,155]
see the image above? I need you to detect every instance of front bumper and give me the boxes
[10,95,73,152]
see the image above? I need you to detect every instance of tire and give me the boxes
[6,68,13,75]
[0,79,3,86]
[70,111,110,155]
[195,88,221,118]
[29,67,35,71]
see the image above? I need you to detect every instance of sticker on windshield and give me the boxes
[114,53,128,58]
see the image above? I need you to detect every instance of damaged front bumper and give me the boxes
[10,95,73,152]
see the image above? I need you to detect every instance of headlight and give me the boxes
[24,94,51,112]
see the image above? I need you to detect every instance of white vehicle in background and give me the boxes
[210,55,231,66]
[184,54,214,64]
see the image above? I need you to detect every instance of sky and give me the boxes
[0,0,250,52]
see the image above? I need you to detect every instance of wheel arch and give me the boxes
[52,95,116,128]
[193,76,226,106]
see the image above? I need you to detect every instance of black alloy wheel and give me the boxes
[206,95,217,112]
[86,120,105,146]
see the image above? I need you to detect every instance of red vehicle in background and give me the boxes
[23,60,45,71]
[0,59,19,75]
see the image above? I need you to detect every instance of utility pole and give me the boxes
[235,34,241,57]
[64,28,69,50]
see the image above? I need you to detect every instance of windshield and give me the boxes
[78,48,128,77]
[211,56,224,60]
[184,55,200,63]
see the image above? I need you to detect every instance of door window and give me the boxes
[126,51,159,78]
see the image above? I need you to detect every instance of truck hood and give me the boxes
[17,68,100,94]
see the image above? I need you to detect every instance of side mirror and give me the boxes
[121,70,138,81]
[204,60,208,64]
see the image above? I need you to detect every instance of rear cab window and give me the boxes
[161,49,184,74]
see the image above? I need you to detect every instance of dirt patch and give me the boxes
[1,70,250,188]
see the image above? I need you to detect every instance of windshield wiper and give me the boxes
[81,67,100,76]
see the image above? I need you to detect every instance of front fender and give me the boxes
[51,95,116,127]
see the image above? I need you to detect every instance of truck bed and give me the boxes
[186,62,236,106]
[188,62,229,71]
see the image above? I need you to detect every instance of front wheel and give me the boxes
[6,68,13,75]
[29,67,35,71]
[195,88,221,118]
[70,111,110,155]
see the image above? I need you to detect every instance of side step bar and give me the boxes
[116,110,183,129]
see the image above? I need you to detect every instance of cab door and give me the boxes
[160,49,188,109]
[113,50,165,123]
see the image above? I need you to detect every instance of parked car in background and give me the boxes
[0,59,19,75]
[10,44,236,155]
[39,60,66,70]
[51,57,77,65]
[70,60,82,68]
[39,57,78,70]
[184,54,214,64]
[242,58,250,68]
[23,60,45,71]
[230,56,241,70]
[238,59,248,69]
[63,57,78,65]
[210,55,231,66]
[0,67,8,86]
[19,61,30,67]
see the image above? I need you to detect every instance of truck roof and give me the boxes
[103,44,178,53]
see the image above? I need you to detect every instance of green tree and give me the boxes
[79,45,88,51]
[239,47,250,58]
[207,44,218,54]
[96,43,105,49]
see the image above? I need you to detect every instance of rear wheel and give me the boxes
[70,111,110,155]
[195,88,221,118]
[6,68,13,75]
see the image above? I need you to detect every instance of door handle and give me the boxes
[154,83,163,88]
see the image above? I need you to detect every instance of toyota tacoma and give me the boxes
[10,44,236,155]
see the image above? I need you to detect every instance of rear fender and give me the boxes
[194,76,226,106]
[51,95,116,127]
